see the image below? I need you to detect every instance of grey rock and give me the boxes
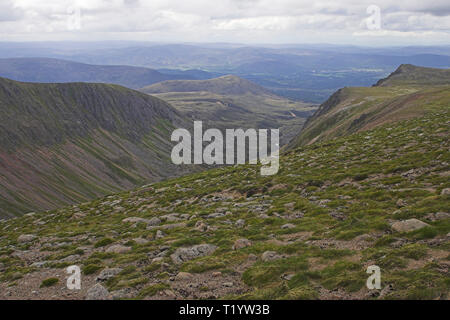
[105,244,131,254]
[133,237,149,245]
[207,212,225,219]
[232,238,252,250]
[261,251,281,262]
[281,223,295,229]
[194,221,208,232]
[155,230,166,239]
[235,219,245,227]
[111,288,134,300]
[396,199,407,207]
[17,234,37,243]
[30,261,47,268]
[175,272,193,280]
[96,268,123,281]
[425,212,450,221]
[160,213,180,222]
[147,217,162,226]
[122,217,150,224]
[85,284,112,300]
[171,244,217,264]
[58,254,81,263]
[147,222,186,230]
[391,219,429,232]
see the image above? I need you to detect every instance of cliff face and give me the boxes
[0,77,190,218]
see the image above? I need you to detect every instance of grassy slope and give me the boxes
[141,75,316,145]
[288,65,450,148]
[1,105,448,299]
[0,77,190,218]
[375,64,450,87]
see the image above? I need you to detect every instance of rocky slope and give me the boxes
[288,65,450,148]
[0,102,448,299]
[0,77,190,218]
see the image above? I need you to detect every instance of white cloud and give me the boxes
[0,0,449,45]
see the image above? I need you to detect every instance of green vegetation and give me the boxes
[0,65,448,300]
[40,278,59,288]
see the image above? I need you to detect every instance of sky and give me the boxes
[1,0,450,46]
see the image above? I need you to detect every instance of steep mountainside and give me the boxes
[141,75,316,145]
[0,77,190,218]
[0,101,448,300]
[288,65,450,148]
[0,58,197,89]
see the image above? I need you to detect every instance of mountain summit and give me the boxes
[374,64,450,87]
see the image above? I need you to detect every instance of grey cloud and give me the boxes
[0,1,23,22]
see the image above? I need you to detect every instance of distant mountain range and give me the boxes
[0,58,217,89]
[1,43,449,103]
[288,64,450,148]
[0,77,190,218]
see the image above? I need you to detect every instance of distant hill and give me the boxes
[374,64,450,87]
[141,75,316,145]
[0,77,190,218]
[2,43,450,103]
[141,75,274,96]
[0,58,202,89]
[288,64,450,148]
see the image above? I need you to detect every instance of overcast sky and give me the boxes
[1,0,450,46]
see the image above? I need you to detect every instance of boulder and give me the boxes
[85,284,112,300]
[105,244,131,254]
[133,238,149,245]
[155,230,166,239]
[96,268,123,281]
[175,272,193,280]
[207,212,225,219]
[195,221,208,232]
[235,219,245,227]
[170,244,217,264]
[232,238,252,250]
[147,217,162,226]
[391,219,429,233]
[261,251,281,262]
[17,234,37,243]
